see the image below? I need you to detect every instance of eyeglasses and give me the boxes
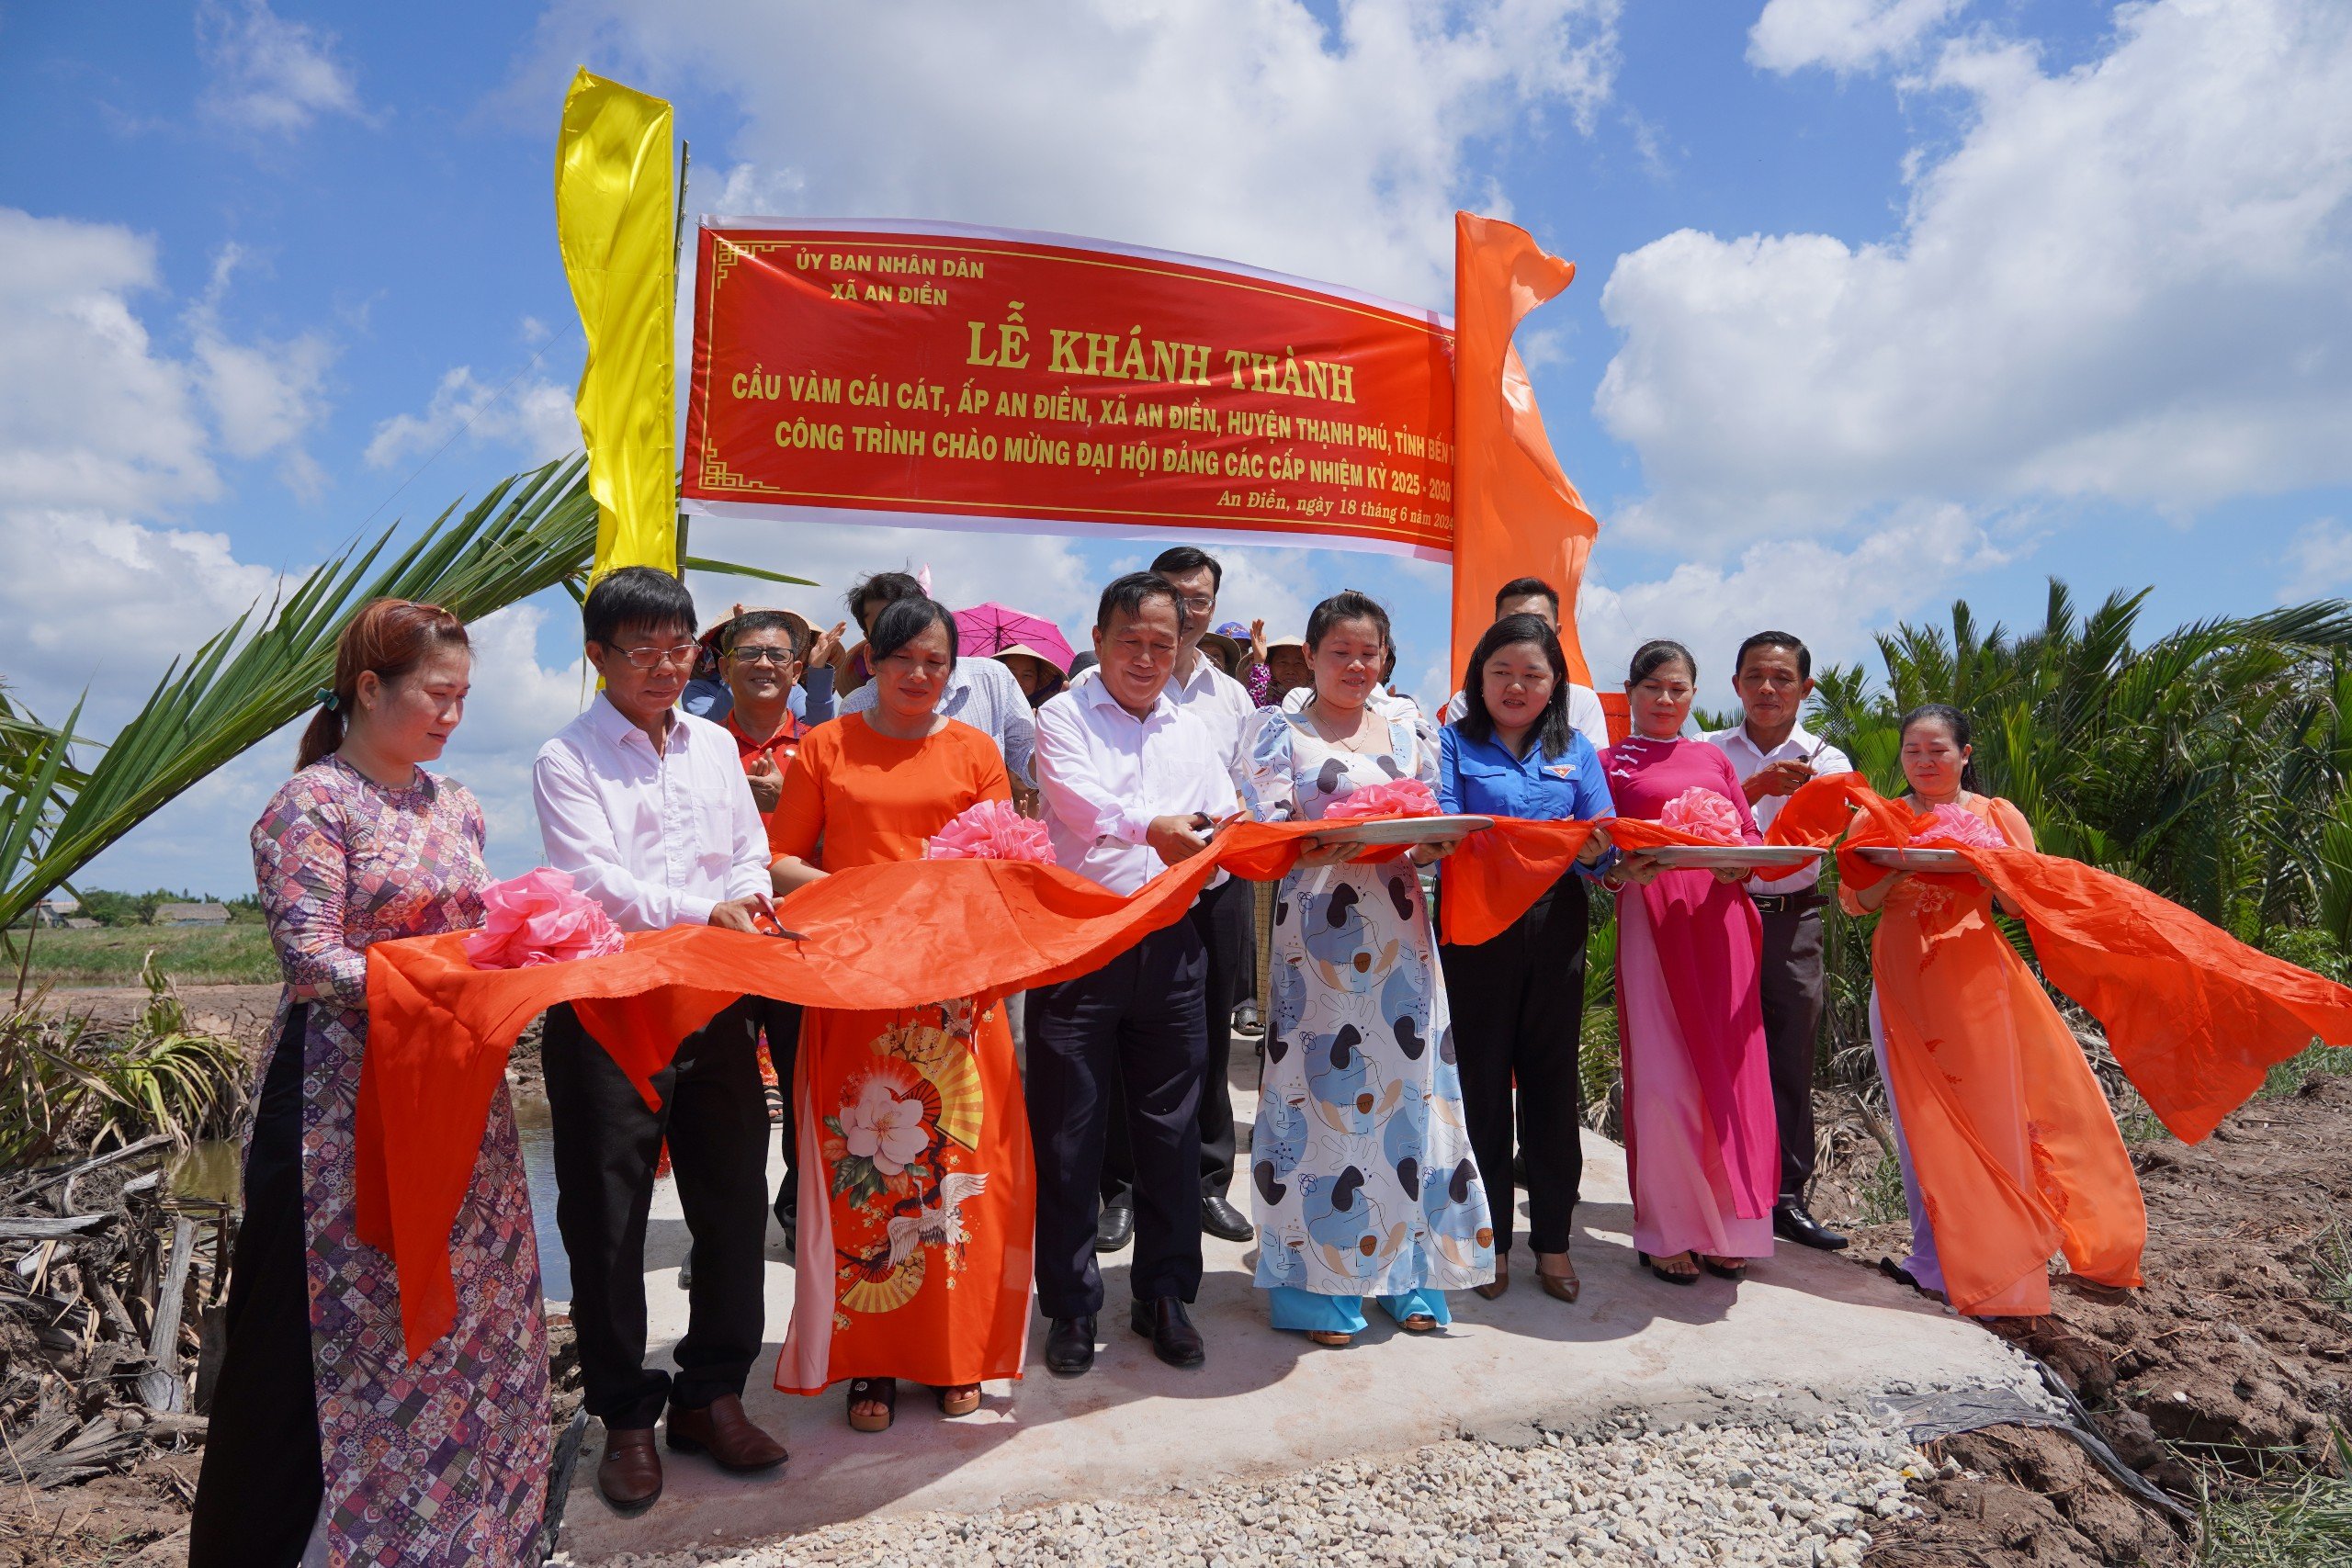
[728,647,799,666]
[1174,594,1216,614]
[617,642,699,670]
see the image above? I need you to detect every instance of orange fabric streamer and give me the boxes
[1765,771,2352,1144]
[1449,212,1599,688]
[361,819,1364,1357]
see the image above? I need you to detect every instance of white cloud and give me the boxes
[198,0,368,136]
[364,367,580,471]
[186,247,336,497]
[2284,516,2352,597]
[1579,504,2011,699]
[535,0,1622,306]
[1747,0,1962,75]
[0,209,216,515]
[1598,0,2352,552]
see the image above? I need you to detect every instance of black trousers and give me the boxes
[1027,921,1208,1317]
[541,998,769,1429]
[1101,874,1252,1205]
[188,1007,322,1568]
[1756,897,1827,1202]
[1439,881,1589,1257]
[752,997,803,1218]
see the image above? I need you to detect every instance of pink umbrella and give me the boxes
[952,603,1076,672]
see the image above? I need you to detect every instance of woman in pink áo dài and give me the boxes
[1599,639,1781,1286]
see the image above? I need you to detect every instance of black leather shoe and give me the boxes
[1201,1193,1252,1243]
[1129,1296,1205,1369]
[1046,1314,1096,1376]
[1232,1000,1262,1036]
[1774,1201,1849,1251]
[1093,1199,1134,1254]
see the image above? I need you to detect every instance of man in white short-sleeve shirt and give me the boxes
[1702,630,1853,1256]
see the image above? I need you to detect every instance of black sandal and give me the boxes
[846,1377,896,1433]
[1702,1256,1747,1280]
[1638,1250,1699,1286]
[936,1382,981,1417]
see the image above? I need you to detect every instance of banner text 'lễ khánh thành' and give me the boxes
[681,221,1457,559]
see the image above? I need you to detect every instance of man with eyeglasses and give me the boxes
[532,567,788,1515]
[718,610,816,1246]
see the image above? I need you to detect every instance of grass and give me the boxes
[2258,1043,2349,1100]
[12,922,277,987]
[2196,1428,2352,1566]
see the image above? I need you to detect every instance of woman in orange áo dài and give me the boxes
[767,596,1036,1432]
[1844,705,2144,1316]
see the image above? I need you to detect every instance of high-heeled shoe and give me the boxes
[1472,1253,1509,1301]
[1535,1251,1579,1303]
[1637,1250,1699,1286]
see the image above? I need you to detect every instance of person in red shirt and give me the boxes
[719,610,813,1239]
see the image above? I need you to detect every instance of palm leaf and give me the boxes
[0,457,797,931]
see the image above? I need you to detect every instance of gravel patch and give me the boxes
[568,1408,1938,1567]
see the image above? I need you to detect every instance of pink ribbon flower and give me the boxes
[462,867,629,970]
[926,798,1057,864]
[1323,778,1442,821]
[1658,785,1744,845]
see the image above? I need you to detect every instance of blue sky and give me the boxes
[3,0,2346,896]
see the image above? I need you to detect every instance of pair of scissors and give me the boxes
[749,892,806,941]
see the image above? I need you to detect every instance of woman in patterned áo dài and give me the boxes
[189,600,548,1568]
[767,596,1037,1431]
[1242,591,1495,1346]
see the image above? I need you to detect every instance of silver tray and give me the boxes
[1298,814,1494,862]
[1634,845,1827,871]
[1855,846,1968,872]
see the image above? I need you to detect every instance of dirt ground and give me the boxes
[1818,1066,2352,1566]
[12,987,2348,1565]
[43,982,281,1058]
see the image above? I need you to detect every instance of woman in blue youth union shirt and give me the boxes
[1436,613,1617,1306]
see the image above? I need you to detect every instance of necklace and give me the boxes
[1307,698,1379,753]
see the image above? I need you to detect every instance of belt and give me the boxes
[1749,890,1826,916]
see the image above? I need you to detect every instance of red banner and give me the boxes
[682,220,1458,559]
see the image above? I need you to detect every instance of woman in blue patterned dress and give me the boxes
[1241,592,1495,1346]
[190,600,549,1568]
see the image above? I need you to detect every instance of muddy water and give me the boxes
[509,1087,571,1301]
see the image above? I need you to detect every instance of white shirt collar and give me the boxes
[1723,717,1816,761]
[1075,667,1177,724]
[589,691,685,752]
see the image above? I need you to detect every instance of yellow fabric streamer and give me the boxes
[556,69,677,581]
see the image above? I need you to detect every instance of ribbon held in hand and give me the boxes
[461,868,628,970]
[925,797,1057,864]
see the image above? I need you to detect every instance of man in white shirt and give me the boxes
[1704,630,1854,1254]
[1437,577,1611,753]
[1029,572,1233,1379]
[837,573,1036,784]
[532,567,786,1512]
[1091,547,1259,1255]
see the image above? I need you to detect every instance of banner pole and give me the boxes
[673,139,693,580]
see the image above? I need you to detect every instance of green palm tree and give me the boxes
[0,457,808,935]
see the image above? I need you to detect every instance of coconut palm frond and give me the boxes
[0,457,799,931]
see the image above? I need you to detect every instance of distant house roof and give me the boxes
[63,918,100,930]
[155,903,232,925]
